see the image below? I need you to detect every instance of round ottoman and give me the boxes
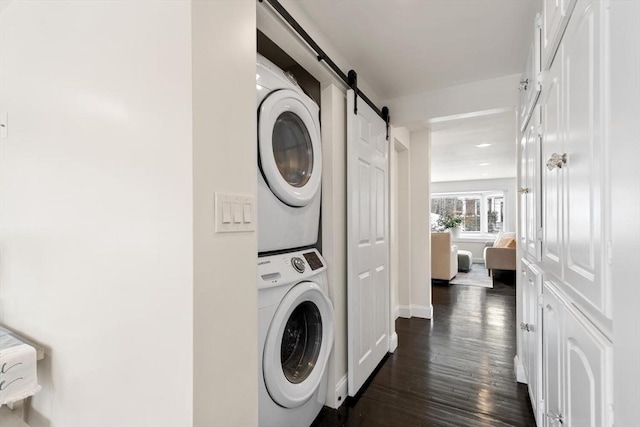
[457,250,473,272]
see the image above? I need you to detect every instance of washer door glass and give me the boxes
[263,281,334,408]
[258,89,322,207]
[281,301,322,384]
[272,112,314,188]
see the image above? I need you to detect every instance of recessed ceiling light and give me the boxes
[479,163,490,166]
[476,143,491,148]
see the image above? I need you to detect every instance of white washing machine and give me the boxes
[258,248,334,427]
[256,54,322,254]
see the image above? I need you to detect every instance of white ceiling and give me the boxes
[430,111,517,182]
[293,0,537,182]
[295,0,540,100]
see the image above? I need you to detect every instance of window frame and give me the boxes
[431,190,507,236]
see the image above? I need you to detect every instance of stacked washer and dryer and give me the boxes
[256,54,334,427]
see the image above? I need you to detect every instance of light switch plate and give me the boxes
[214,193,255,233]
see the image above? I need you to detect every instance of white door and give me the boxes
[541,48,564,282]
[525,108,542,262]
[563,305,612,427]
[561,0,608,319]
[347,90,389,397]
[543,282,565,427]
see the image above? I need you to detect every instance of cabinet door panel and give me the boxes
[543,283,564,427]
[564,307,612,427]
[525,109,541,261]
[525,263,542,422]
[562,0,609,318]
[519,132,529,251]
[542,0,577,69]
[541,53,564,281]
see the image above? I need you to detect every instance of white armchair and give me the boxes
[431,232,458,282]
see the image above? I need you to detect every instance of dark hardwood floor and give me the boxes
[313,271,535,427]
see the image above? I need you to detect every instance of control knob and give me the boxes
[291,257,305,273]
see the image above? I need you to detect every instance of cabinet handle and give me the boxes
[518,187,530,194]
[546,153,567,171]
[547,411,564,425]
[520,322,530,331]
[519,78,529,91]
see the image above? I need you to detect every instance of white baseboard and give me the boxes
[411,304,433,319]
[398,304,433,319]
[393,305,400,320]
[398,305,412,318]
[389,332,398,353]
[514,354,527,383]
[330,375,348,409]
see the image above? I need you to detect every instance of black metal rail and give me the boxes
[258,0,390,138]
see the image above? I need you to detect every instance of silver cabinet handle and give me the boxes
[546,153,567,171]
[520,322,530,331]
[547,411,564,425]
[518,187,530,194]
[519,78,529,91]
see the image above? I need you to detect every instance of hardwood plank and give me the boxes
[313,271,535,426]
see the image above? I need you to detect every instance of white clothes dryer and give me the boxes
[256,54,322,254]
[257,248,334,427]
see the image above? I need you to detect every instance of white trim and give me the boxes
[411,304,433,319]
[389,332,398,353]
[514,354,527,383]
[331,375,348,409]
[393,305,400,320]
[398,305,412,319]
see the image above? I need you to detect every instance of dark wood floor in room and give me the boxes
[312,271,535,427]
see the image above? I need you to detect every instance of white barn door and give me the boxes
[347,90,390,396]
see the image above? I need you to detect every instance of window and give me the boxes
[431,191,506,235]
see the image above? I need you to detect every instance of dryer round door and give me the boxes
[258,89,322,207]
[263,281,334,408]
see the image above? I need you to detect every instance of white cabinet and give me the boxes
[542,281,613,427]
[540,0,610,328]
[542,0,577,69]
[520,259,543,423]
[519,107,542,262]
[542,284,564,427]
[540,49,563,282]
[564,301,613,427]
[518,14,542,132]
[518,1,615,425]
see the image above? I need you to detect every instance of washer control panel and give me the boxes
[291,257,306,273]
[257,248,327,290]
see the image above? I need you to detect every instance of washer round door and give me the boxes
[258,89,322,207]
[263,281,334,408]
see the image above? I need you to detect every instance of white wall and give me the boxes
[0,1,193,425]
[191,2,258,426]
[386,74,520,128]
[610,0,640,424]
[390,127,412,319]
[320,83,348,409]
[408,130,432,319]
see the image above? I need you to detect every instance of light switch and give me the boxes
[233,203,242,223]
[243,203,252,223]
[214,193,255,233]
[222,202,232,224]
